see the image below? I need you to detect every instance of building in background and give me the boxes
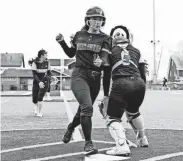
[0,54,75,91]
[167,54,183,82]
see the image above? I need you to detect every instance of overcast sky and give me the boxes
[0,0,183,79]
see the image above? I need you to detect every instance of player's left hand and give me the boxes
[93,57,103,67]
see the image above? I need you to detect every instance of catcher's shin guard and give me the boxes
[125,111,144,135]
[106,119,126,146]
[106,119,131,156]
[125,111,148,147]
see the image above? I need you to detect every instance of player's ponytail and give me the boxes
[28,58,35,66]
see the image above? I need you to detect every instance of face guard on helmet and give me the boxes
[110,25,130,46]
[85,6,106,30]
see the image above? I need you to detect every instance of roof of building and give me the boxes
[1,68,72,78]
[1,69,32,77]
[0,53,25,67]
[170,53,183,69]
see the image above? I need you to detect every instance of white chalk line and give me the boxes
[0,140,114,154]
[1,140,78,153]
[60,91,83,141]
[140,151,183,161]
[22,147,113,161]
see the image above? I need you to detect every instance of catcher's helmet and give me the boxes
[85,6,106,27]
[110,25,131,45]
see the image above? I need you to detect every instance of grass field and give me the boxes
[1,90,183,161]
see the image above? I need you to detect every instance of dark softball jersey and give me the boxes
[110,44,146,82]
[59,30,112,95]
[31,59,51,83]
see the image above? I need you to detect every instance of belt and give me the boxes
[77,67,101,77]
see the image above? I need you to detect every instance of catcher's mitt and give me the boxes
[98,96,109,119]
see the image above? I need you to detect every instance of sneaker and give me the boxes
[84,141,98,156]
[62,123,74,143]
[106,141,130,156]
[137,135,149,147]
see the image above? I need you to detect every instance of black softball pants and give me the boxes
[32,80,49,104]
[71,67,101,117]
[107,76,146,119]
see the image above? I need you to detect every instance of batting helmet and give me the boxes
[85,6,106,27]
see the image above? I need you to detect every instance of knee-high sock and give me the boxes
[70,115,80,129]
[80,116,92,141]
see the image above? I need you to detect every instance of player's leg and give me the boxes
[32,82,39,115]
[71,76,98,155]
[62,106,81,143]
[125,78,148,147]
[62,80,100,144]
[46,81,52,100]
[105,80,130,156]
[37,81,48,117]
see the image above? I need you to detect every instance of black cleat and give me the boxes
[84,140,98,156]
[62,123,74,144]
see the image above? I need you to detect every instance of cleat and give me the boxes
[106,141,130,156]
[34,111,38,116]
[33,105,38,116]
[137,135,149,147]
[84,141,98,156]
[37,113,43,117]
[62,123,74,143]
[126,139,137,148]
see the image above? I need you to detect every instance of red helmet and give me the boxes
[85,6,106,27]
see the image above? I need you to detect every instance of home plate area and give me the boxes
[1,128,183,161]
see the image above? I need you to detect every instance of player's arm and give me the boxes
[138,54,146,83]
[100,36,112,66]
[56,33,76,58]
[103,66,112,96]
[32,62,41,83]
[47,61,52,79]
[101,36,112,96]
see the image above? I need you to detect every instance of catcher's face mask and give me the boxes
[112,28,129,46]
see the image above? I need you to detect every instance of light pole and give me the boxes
[152,0,157,84]
[60,58,64,97]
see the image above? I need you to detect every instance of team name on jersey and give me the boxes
[77,43,101,52]
[36,69,48,73]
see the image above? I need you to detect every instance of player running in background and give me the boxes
[99,25,148,156]
[56,6,111,155]
[29,49,51,117]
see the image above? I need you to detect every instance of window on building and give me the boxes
[179,70,183,76]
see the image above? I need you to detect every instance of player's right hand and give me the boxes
[56,33,64,42]
[39,82,45,88]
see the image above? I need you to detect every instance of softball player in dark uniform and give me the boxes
[103,26,148,156]
[56,6,111,155]
[31,49,51,117]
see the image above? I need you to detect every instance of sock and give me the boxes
[70,115,80,129]
[80,116,92,141]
